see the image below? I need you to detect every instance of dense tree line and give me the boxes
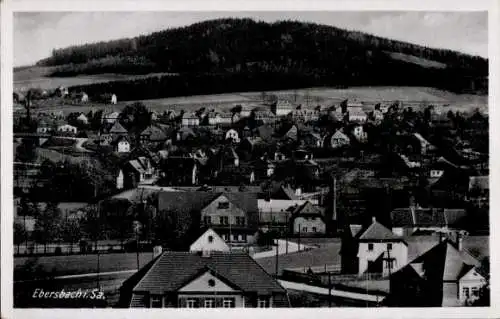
[36,18,487,94]
[72,66,485,106]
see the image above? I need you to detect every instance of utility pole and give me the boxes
[285,214,289,255]
[298,224,301,252]
[328,271,332,307]
[275,238,279,279]
[229,216,232,253]
[96,249,100,288]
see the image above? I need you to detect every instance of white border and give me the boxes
[2,0,499,318]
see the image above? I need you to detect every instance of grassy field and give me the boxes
[15,252,156,277]
[27,86,488,117]
[14,66,177,91]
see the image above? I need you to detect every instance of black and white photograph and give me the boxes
[10,8,491,311]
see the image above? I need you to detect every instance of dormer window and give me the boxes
[218,202,229,209]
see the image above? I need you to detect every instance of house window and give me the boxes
[236,217,246,225]
[204,216,212,225]
[208,279,216,287]
[238,234,243,242]
[220,216,224,225]
[242,234,247,242]
[386,259,395,269]
[222,234,228,241]
[463,287,470,299]
[223,297,235,308]
[208,235,214,243]
[368,243,374,251]
[150,295,163,308]
[302,227,308,233]
[224,216,229,225]
[218,202,230,209]
[257,297,270,308]
[186,298,197,308]
[472,287,480,297]
[204,298,215,308]
[387,243,392,251]
[312,227,317,232]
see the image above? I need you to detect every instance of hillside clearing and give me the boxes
[27,86,487,117]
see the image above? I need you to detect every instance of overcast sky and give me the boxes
[14,11,488,67]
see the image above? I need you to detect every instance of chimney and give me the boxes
[372,216,377,224]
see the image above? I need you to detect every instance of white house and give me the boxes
[113,136,131,153]
[111,94,118,105]
[348,108,368,123]
[57,124,77,134]
[325,130,350,149]
[81,92,89,103]
[189,228,230,253]
[225,129,240,143]
[102,111,121,124]
[291,201,326,235]
[182,113,200,127]
[351,125,368,142]
[76,113,89,125]
[355,217,408,277]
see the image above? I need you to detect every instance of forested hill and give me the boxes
[36,18,488,94]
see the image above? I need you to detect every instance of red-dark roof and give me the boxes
[358,219,404,242]
[390,208,466,228]
[157,191,259,228]
[126,251,286,295]
[402,240,481,282]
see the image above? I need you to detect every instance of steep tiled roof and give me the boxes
[128,251,286,295]
[157,191,259,228]
[140,125,168,141]
[108,121,128,134]
[292,201,323,217]
[358,219,403,242]
[391,208,466,228]
[406,240,481,281]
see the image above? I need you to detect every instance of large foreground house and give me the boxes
[118,251,290,308]
[388,237,487,307]
[341,217,408,277]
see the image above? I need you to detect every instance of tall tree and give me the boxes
[14,221,28,255]
[61,218,82,253]
[33,202,62,254]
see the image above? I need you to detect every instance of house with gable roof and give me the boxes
[118,251,290,308]
[324,130,350,149]
[341,217,408,277]
[388,236,487,307]
[112,135,131,153]
[290,201,326,236]
[100,121,128,146]
[189,228,230,253]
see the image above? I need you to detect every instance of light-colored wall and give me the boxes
[190,230,230,252]
[357,241,408,276]
[177,294,245,307]
[179,271,238,293]
[293,217,326,234]
[117,141,130,153]
[201,195,246,225]
[116,170,124,189]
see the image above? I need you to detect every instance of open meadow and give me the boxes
[26,86,488,117]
